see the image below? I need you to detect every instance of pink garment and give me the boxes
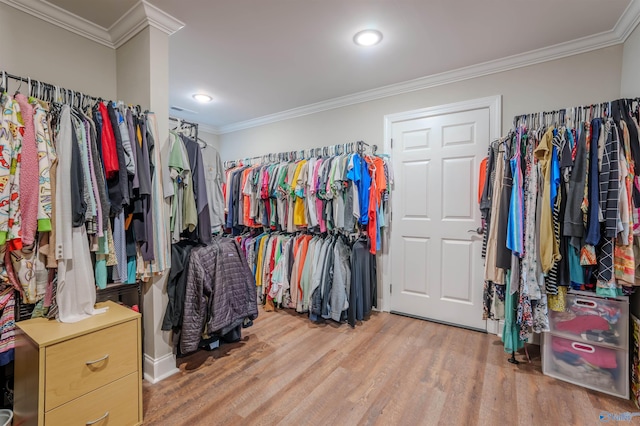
[313,159,325,232]
[551,337,617,369]
[262,168,269,199]
[556,315,610,334]
[15,94,38,245]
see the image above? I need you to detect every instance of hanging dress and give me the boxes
[55,105,107,323]
[502,269,524,354]
[485,144,506,285]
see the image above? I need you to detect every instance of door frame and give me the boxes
[382,95,502,333]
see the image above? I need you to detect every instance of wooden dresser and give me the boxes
[13,301,143,426]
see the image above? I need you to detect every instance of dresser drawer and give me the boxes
[543,334,629,399]
[549,293,628,349]
[45,320,138,411]
[45,372,140,426]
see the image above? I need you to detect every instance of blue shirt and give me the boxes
[347,154,371,225]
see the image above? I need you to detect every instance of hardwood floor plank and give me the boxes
[142,309,638,426]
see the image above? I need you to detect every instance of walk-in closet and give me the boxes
[3,0,640,424]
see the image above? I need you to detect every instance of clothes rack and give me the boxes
[510,98,640,130]
[0,68,173,324]
[484,96,640,373]
[169,116,199,142]
[1,70,103,108]
[224,140,378,169]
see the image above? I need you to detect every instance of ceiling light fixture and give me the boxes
[353,29,383,47]
[192,93,213,103]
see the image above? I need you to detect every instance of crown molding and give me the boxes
[141,1,184,37]
[0,0,112,47]
[197,123,222,136]
[616,0,640,41]
[0,0,184,49]
[109,1,148,48]
[110,0,184,49]
[218,0,640,135]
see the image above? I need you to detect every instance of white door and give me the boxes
[387,97,500,331]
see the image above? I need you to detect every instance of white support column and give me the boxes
[116,16,181,384]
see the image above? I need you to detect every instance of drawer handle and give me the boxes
[575,298,597,308]
[571,342,595,353]
[85,354,109,365]
[86,411,109,425]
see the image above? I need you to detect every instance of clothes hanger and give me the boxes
[14,77,23,96]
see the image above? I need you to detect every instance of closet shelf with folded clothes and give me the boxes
[0,69,172,340]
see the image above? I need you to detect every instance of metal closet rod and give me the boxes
[512,98,640,127]
[169,116,199,128]
[225,140,376,168]
[1,70,103,103]
[169,116,199,141]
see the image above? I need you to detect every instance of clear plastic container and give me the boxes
[0,409,12,426]
[548,293,628,349]
[543,334,629,399]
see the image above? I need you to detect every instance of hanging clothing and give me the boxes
[180,237,257,354]
[201,144,225,233]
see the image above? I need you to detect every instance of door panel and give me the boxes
[403,160,430,218]
[403,237,430,295]
[390,106,489,330]
[442,122,475,146]
[440,239,473,302]
[441,156,474,219]
[403,129,431,150]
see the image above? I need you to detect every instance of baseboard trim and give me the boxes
[390,311,487,334]
[486,319,501,335]
[143,352,179,384]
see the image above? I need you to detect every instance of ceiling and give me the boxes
[36,0,637,132]
[48,0,137,29]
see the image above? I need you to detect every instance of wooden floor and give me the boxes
[143,308,637,425]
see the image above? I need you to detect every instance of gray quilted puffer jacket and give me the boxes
[180,238,258,354]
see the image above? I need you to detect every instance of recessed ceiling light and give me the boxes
[353,29,383,47]
[192,93,213,103]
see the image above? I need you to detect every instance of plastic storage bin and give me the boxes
[548,293,628,349]
[543,334,629,399]
[0,409,11,426]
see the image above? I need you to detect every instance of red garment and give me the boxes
[478,157,487,204]
[556,315,610,334]
[366,156,381,255]
[98,102,119,179]
[296,236,312,301]
[552,337,617,369]
[261,168,270,199]
[263,240,276,299]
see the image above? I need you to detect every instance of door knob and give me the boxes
[468,227,484,235]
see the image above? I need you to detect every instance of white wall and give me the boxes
[0,3,117,99]
[117,26,177,382]
[2,4,176,381]
[219,45,623,161]
[621,24,640,97]
[199,130,221,151]
[117,28,151,108]
[219,45,624,313]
